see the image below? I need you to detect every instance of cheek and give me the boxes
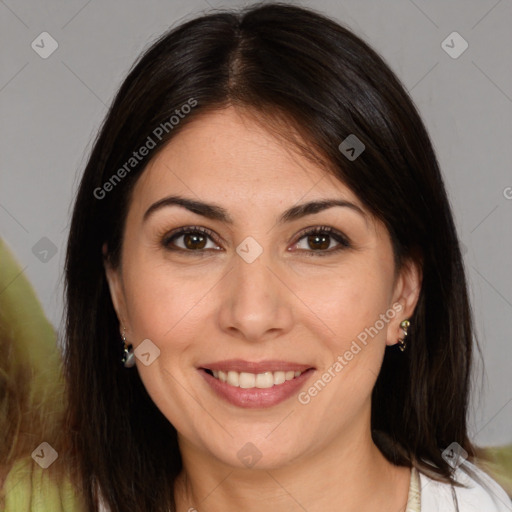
[295,259,392,346]
[121,252,209,342]
[119,257,206,428]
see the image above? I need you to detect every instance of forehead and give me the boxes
[130,106,370,224]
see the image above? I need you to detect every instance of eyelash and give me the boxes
[161,225,351,257]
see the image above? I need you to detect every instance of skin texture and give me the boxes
[105,106,422,512]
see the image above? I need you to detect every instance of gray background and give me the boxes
[1,0,511,447]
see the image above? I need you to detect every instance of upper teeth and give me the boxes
[211,370,303,388]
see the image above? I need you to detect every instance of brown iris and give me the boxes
[183,233,208,250]
[307,233,330,251]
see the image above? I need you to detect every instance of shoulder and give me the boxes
[419,459,512,511]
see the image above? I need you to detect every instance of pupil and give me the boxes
[185,233,206,250]
[309,234,329,250]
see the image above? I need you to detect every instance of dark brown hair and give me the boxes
[64,3,478,510]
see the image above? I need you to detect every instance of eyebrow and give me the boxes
[143,194,367,225]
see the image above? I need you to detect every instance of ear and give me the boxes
[103,242,128,336]
[386,257,422,347]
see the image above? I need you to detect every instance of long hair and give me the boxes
[0,239,71,505]
[64,3,477,510]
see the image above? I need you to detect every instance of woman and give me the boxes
[59,3,511,511]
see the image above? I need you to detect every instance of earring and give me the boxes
[397,319,410,352]
[121,326,135,368]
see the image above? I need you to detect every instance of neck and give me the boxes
[173,418,411,512]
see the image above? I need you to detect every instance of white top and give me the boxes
[419,460,512,511]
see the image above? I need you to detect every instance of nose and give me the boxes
[216,248,294,343]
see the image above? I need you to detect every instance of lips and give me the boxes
[198,359,315,408]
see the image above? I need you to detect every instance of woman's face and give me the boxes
[106,106,420,470]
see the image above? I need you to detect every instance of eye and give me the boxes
[291,226,351,256]
[162,226,221,253]
[161,225,351,256]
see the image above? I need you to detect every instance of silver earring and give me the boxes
[121,327,135,368]
[397,319,410,352]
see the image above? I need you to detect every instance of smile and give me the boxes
[198,360,315,408]
[205,369,304,388]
